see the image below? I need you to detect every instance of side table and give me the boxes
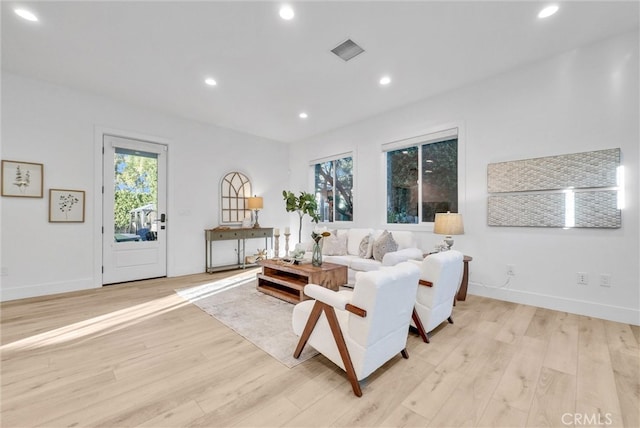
[205,227,273,272]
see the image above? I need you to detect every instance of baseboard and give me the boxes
[468,282,640,326]
[0,278,98,302]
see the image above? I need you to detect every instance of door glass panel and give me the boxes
[113,147,158,243]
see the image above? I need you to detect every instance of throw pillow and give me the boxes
[372,230,398,262]
[358,234,374,259]
[322,231,348,256]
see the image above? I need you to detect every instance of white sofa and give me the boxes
[302,228,424,284]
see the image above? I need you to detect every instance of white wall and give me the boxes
[289,31,639,325]
[1,72,290,300]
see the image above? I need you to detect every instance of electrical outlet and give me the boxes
[506,264,515,276]
[600,274,612,287]
[577,272,588,285]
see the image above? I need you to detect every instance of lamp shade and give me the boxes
[433,212,464,236]
[247,196,263,210]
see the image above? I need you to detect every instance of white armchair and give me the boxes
[292,262,420,396]
[410,250,464,343]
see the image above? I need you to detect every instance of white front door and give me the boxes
[102,135,167,284]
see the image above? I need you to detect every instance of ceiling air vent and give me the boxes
[331,39,365,62]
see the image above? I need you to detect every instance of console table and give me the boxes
[205,227,273,273]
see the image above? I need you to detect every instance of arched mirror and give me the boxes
[220,172,252,224]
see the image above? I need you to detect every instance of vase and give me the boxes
[312,241,323,267]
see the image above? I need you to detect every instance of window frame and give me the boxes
[382,125,465,229]
[310,152,355,224]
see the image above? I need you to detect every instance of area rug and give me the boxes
[175,270,318,368]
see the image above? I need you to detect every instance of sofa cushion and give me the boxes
[323,254,358,267]
[370,230,416,250]
[390,231,416,250]
[358,233,374,259]
[382,247,424,266]
[350,257,382,272]
[372,230,399,262]
[322,231,348,255]
[347,228,374,256]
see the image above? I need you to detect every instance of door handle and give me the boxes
[154,214,166,223]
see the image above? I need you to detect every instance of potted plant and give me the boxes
[282,190,320,243]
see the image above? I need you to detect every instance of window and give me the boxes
[313,155,353,222]
[385,129,458,224]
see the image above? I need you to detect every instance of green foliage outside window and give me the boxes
[387,147,419,223]
[421,140,458,222]
[314,156,353,222]
[387,138,458,224]
[114,152,157,232]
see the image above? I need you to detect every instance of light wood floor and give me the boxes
[2,270,638,427]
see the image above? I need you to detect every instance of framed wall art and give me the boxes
[1,160,44,198]
[487,148,622,228]
[49,189,85,223]
[220,171,252,224]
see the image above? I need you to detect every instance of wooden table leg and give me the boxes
[456,256,472,301]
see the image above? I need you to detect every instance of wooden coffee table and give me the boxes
[256,259,348,304]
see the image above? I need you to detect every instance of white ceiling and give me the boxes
[2,1,638,143]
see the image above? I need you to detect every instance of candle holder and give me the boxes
[274,232,280,258]
[284,232,291,257]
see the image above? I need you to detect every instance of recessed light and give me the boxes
[14,8,38,22]
[279,5,294,20]
[299,112,308,119]
[538,5,559,19]
[205,78,217,86]
[379,75,391,86]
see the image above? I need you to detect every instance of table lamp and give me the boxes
[433,211,464,250]
[247,196,263,228]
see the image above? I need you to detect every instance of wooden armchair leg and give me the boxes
[401,348,409,359]
[293,301,323,358]
[324,304,362,397]
[412,308,430,343]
